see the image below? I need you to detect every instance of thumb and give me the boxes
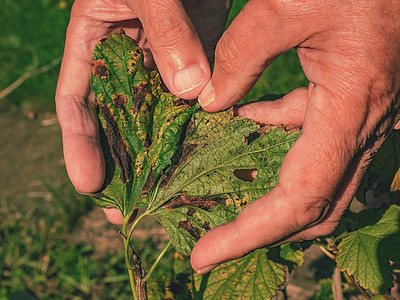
[126,0,211,99]
[198,0,326,111]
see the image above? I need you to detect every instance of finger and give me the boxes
[56,10,107,193]
[103,208,124,225]
[103,207,138,225]
[235,87,310,127]
[197,0,321,111]
[191,84,364,274]
[127,0,211,99]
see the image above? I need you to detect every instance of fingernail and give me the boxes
[75,188,91,196]
[196,263,220,275]
[198,81,215,108]
[173,65,205,95]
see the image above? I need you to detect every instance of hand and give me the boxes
[191,0,400,274]
[55,0,230,194]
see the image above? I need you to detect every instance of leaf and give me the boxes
[192,249,287,300]
[280,243,305,267]
[155,204,237,255]
[150,110,299,210]
[151,110,300,251]
[356,130,400,204]
[335,204,400,294]
[89,32,198,216]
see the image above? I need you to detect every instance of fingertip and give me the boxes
[102,207,124,225]
[64,135,105,193]
[190,221,246,274]
[194,263,220,275]
[197,80,233,112]
[197,80,216,109]
[171,65,209,100]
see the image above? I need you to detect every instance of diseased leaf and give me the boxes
[335,204,400,294]
[155,203,237,255]
[89,32,304,300]
[356,130,400,204]
[192,249,287,300]
[150,110,299,209]
[150,110,299,251]
[89,32,198,216]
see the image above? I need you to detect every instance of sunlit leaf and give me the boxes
[192,249,287,299]
[336,204,400,294]
[150,110,299,251]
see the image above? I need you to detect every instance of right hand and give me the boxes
[55,0,230,194]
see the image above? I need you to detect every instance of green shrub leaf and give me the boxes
[150,110,299,251]
[335,204,400,294]
[192,249,287,299]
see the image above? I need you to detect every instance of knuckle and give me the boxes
[291,196,332,230]
[148,8,194,49]
[214,30,246,79]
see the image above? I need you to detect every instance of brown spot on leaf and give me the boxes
[100,37,108,43]
[91,192,103,199]
[186,207,195,216]
[173,98,187,107]
[164,195,225,211]
[178,219,200,240]
[131,83,148,114]
[202,221,211,231]
[99,104,132,183]
[141,170,153,196]
[113,94,128,109]
[92,60,109,79]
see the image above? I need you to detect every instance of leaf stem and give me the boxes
[343,271,371,299]
[128,269,139,300]
[122,220,139,300]
[143,240,172,283]
[318,245,336,260]
[127,211,149,242]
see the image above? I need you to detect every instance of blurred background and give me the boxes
[1,0,337,299]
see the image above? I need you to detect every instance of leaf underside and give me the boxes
[356,130,400,204]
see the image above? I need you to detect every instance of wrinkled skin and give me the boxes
[192,0,400,276]
[56,0,400,290]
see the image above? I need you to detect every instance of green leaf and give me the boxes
[280,243,305,267]
[89,32,198,216]
[150,110,299,251]
[356,130,400,204]
[335,204,400,294]
[192,249,287,299]
[155,204,237,255]
[150,110,299,210]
